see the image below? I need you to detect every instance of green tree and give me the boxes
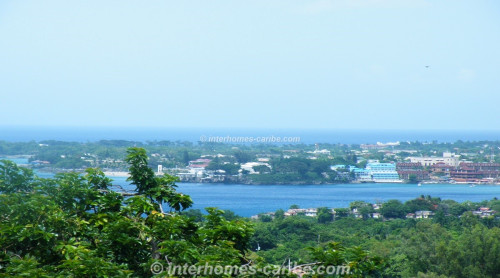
[252,165,271,174]
[334,208,350,219]
[0,148,255,277]
[125,147,193,213]
[307,242,385,276]
[405,198,435,213]
[274,209,285,220]
[350,201,374,218]
[408,174,419,183]
[0,160,34,193]
[220,163,241,176]
[317,207,333,223]
[381,199,406,219]
[233,150,253,163]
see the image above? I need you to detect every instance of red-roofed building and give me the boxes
[396,162,430,180]
[188,159,212,169]
[431,162,455,173]
[450,162,500,180]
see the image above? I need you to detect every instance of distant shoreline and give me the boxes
[28,170,500,186]
[2,127,500,144]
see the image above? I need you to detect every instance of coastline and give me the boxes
[20,168,500,186]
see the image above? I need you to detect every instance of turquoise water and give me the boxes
[0,157,29,164]
[109,176,500,217]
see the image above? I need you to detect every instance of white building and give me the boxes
[305,209,318,217]
[308,149,331,155]
[376,141,400,147]
[408,152,460,167]
[308,144,331,155]
[367,163,402,183]
[353,163,402,183]
[415,211,434,219]
[240,162,271,174]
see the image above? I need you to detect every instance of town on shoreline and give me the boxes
[1,139,500,185]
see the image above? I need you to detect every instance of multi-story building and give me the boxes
[353,163,402,183]
[396,162,430,180]
[408,152,460,167]
[430,162,455,173]
[450,162,500,182]
[353,168,372,182]
[460,163,500,178]
[188,159,212,169]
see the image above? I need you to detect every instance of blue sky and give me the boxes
[0,0,499,130]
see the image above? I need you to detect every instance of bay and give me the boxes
[0,157,29,164]
[109,176,500,217]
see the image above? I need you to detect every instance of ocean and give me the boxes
[1,126,500,144]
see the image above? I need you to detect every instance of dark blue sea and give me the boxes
[1,126,500,144]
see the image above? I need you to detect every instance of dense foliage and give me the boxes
[250,200,500,278]
[0,150,256,277]
[0,149,386,277]
[2,147,500,277]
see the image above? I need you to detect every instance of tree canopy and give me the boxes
[0,148,386,277]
